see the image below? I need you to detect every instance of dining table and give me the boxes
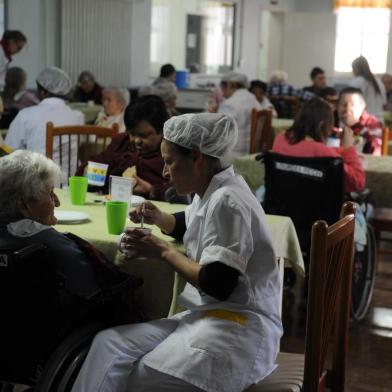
[233,153,392,208]
[54,189,304,319]
[272,118,293,134]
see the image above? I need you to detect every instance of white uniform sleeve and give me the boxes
[5,112,26,149]
[199,197,253,274]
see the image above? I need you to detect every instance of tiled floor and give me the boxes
[281,253,392,392]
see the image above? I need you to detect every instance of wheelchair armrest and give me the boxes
[14,243,47,260]
[255,153,264,162]
[349,188,373,205]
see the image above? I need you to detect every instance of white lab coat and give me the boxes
[5,97,84,175]
[0,45,10,91]
[218,89,262,157]
[350,76,386,122]
[72,167,282,392]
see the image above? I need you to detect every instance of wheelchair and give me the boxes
[262,152,376,322]
[0,237,141,391]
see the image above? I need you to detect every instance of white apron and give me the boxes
[143,167,282,392]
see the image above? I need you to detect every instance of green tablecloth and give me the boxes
[272,118,293,133]
[55,190,304,319]
[233,153,392,208]
[68,103,102,124]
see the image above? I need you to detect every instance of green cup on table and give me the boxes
[106,201,129,235]
[69,176,88,205]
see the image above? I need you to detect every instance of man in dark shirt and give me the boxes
[300,67,328,102]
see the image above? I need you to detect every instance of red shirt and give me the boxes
[350,110,382,156]
[272,133,365,193]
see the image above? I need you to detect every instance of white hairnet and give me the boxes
[163,113,238,165]
[36,66,72,96]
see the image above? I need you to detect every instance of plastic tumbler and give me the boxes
[106,201,129,235]
[69,176,88,205]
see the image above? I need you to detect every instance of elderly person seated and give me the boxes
[337,87,383,155]
[0,150,139,323]
[76,95,171,200]
[249,80,277,117]
[95,87,130,132]
[2,67,39,110]
[5,66,84,175]
[267,70,297,119]
[218,72,262,157]
[299,67,330,102]
[73,70,103,104]
[140,82,178,117]
[71,113,282,392]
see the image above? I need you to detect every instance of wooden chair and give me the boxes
[246,202,356,392]
[381,126,392,156]
[46,122,118,177]
[249,109,273,154]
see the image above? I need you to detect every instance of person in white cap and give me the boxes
[5,66,84,175]
[218,72,262,157]
[71,113,282,392]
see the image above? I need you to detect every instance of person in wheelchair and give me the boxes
[272,97,365,193]
[0,150,140,324]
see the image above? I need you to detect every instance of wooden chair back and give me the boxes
[381,126,392,156]
[249,109,273,154]
[46,122,118,177]
[304,201,356,391]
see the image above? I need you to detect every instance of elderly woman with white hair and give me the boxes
[139,81,178,117]
[95,87,130,132]
[218,72,262,157]
[0,150,140,327]
[72,113,282,392]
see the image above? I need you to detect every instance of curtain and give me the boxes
[334,0,392,7]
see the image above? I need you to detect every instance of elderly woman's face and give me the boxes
[22,182,60,226]
[103,91,123,116]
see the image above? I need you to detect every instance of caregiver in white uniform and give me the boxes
[71,113,282,392]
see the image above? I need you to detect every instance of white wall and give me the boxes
[281,12,336,88]
[7,0,61,88]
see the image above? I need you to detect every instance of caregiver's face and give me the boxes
[161,139,195,196]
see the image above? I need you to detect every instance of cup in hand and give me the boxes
[69,176,88,205]
[106,201,129,235]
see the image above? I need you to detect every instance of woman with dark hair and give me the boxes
[0,30,27,90]
[2,67,39,110]
[350,56,386,121]
[272,98,365,193]
[76,95,171,200]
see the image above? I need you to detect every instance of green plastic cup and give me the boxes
[69,176,88,205]
[106,201,128,235]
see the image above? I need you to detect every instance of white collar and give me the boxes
[7,219,51,237]
[40,97,66,106]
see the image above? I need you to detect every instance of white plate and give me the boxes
[55,210,90,224]
[131,195,146,206]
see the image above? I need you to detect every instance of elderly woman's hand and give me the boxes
[122,228,170,259]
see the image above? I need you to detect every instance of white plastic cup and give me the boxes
[87,161,109,186]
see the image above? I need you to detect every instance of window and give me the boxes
[150,0,235,76]
[334,7,391,73]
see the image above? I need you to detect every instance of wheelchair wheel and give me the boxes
[34,322,106,392]
[351,223,376,322]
